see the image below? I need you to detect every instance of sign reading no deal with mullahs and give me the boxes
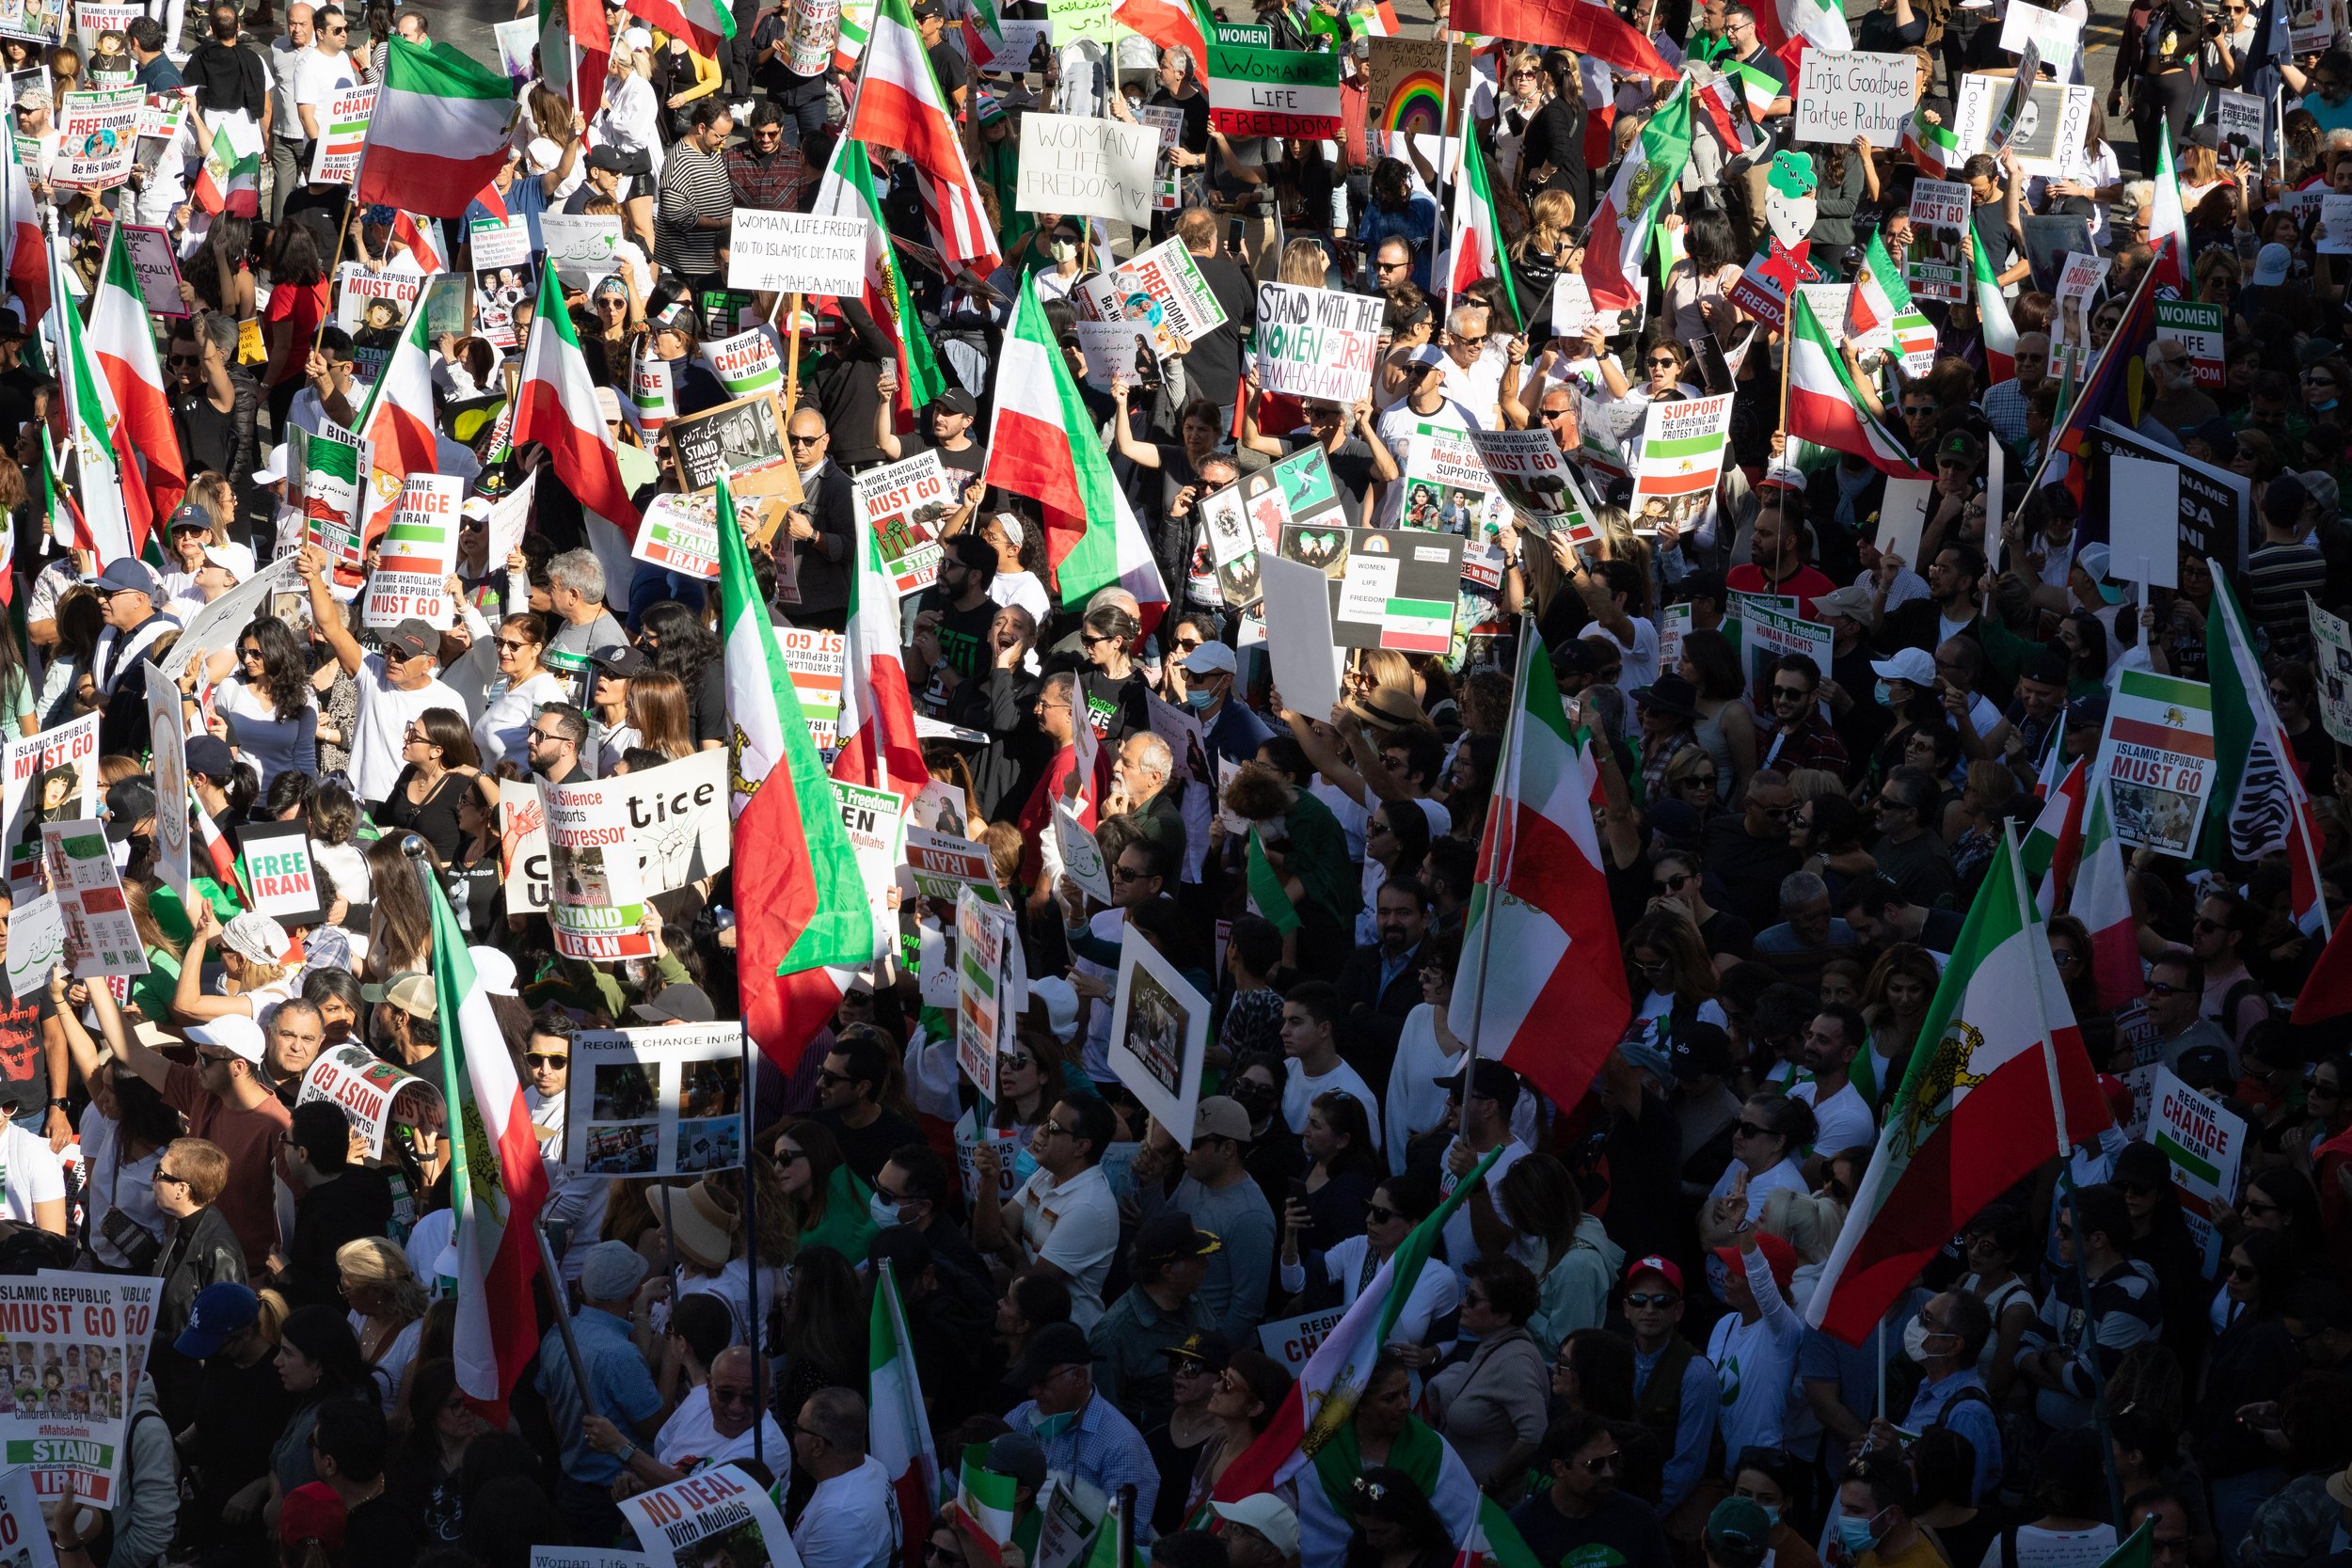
[1792,51,1920,145]
[1206,43,1343,138]
[1017,111,1160,229]
[728,212,868,295]
[1253,282,1387,404]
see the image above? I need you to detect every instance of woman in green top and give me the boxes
[773,1118,876,1263]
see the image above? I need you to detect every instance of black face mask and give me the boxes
[1229,1082,1277,1119]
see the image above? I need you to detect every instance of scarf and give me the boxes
[1313,1413,1444,1518]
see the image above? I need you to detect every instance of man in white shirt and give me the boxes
[294,6,359,148]
[265,3,314,224]
[1439,1059,1533,1285]
[302,546,466,803]
[971,1092,1121,1329]
[1789,1003,1876,1177]
[1278,982,1382,1148]
[789,1387,900,1568]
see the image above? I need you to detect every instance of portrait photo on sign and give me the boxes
[590,1060,657,1122]
[1106,937,1211,1147]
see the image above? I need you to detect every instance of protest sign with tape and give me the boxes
[1252,281,1385,404]
[567,1023,744,1177]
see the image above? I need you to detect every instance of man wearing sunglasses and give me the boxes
[167,312,258,497]
[1508,1409,1669,1568]
[782,406,857,632]
[587,1343,785,1487]
[1619,1255,1719,1514]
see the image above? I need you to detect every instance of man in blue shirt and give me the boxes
[1895,1291,2002,1504]
[536,1240,665,1547]
[1002,1323,1160,1533]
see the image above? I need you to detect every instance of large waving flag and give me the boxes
[2150,123,2192,296]
[871,1263,942,1568]
[982,279,1168,630]
[1750,0,1851,69]
[1787,289,1932,481]
[2073,784,2142,1012]
[1452,0,1674,75]
[811,138,946,424]
[1844,228,1912,345]
[1808,833,2109,1343]
[513,262,642,582]
[1112,0,1210,70]
[831,494,925,810]
[1974,227,2018,384]
[720,475,875,1072]
[353,274,449,541]
[89,224,186,530]
[2,136,45,331]
[425,870,549,1423]
[46,239,136,564]
[2205,562,2329,936]
[623,0,732,56]
[1581,82,1692,311]
[1446,625,1630,1117]
[1441,116,1520,327]
[542,0,612,107]
[846,0,1000,272]
[354,39,519,218]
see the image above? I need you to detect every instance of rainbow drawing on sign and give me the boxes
[1381,69,1449,133]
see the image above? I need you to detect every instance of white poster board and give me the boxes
[1016,110,1159,227]
[2109,453,2182,590]
[1105,935,1211,1148]
[1791,51,1921,145]
[727,212,869,294]
[1255,550,1344,719]
[568,1023,746,1177]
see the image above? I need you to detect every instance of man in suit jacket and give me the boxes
[1330,876,1433,1095]
[784,405,858,630]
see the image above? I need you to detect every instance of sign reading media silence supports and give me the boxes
[1792,51,1920,145]
[1205,42,1343,138]
[1253,281,1386,404]
[1016,111,1158,229]
[726,211,867,295]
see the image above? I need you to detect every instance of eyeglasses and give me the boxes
[1771,685,1810,702]
[1655,872,1694,892]
[1364,1202,1399,1223]
[1581,1452,1621,1474]
[151,1170,189,1188]
[1734,1120,1772,1138]
[524,1052,568,1069]
[787,432,823,446]
[776,1145,807,1163]
[1041,1120,1076,1139]
[1625,1291,1678,1308]
[709,1385,756,1408]
[497,638,534,653]
[815,1068,853,1086]
[2229,1261,2259,1282]
[2192,916,2228,933]
[527,728,565,744]
[2144,980,2188,996]
[1645,356,1680,368]
[1375,259,1410,272]
[1453,334,1488,347]
[2051,950,2082,968]
[1111,864,1149,882]
[2054,1221,2074,1239]
[1677,773,1718,790]
[238,644,263,661]
[167,352,199,367]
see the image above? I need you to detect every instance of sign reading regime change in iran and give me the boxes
[1205,42,1342,138]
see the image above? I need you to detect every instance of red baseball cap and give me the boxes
[1625,1254,1684,1291]
[1714,1232,1801,1291]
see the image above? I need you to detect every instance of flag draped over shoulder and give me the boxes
[1808,835,2109,1342]
[354,39,519,217]
[425,871,549,1423]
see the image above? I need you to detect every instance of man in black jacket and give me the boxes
[1173,207,1255,423]
[183,3,271,121]
[783,405,858,629]
[1330,876,1431,1093]
[950,606,1047,822]
[276,1099,394,1309]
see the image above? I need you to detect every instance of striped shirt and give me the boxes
[656,143,733,279]
[2248,540,2328,659]
[2033,1258,2162,1431]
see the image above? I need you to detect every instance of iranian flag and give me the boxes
[1447,626,1630,1117]
[354,39,519,218]
[1246,827,1300,934]
[1844,228,1911,345]
[513,262,642,587]
[1787,289,1932,481]
[192,789,250,905]
[424,872,549,1422]
[352,275,447,541]
[2074,784,2143,1012]
[389,211,443,272]
[720,474,875,1072]
[1807,833,2109,1343]
[1973,222,2018,383]
[831,486,926,809]
[1456,1500,1545,1568]
[870,1263,940,1568]
[1442,119,1521,326]
[1212,1146,1505,1506]
[1452,0,1674,76]
[1,135,43,331]
[1903,108,1960,178]
[2296,918,2352,1022]
[1726,60,1782,119]
[1112,0,1210,70]
[542,0,612,107]
[623,0,731,57]
[88,223,186,529]
[811,137,946,424]
[1581,81,1692,311]
[2022,754,2090,913]
[1750,0,1850,68]
[846,0,1000,271]
[982,278,1168,631]
[2151,122,2192,296]
[46,238,137,565]
[952,1444,1019,1564]
[2206,560,2329,936]
[192,114,262,216]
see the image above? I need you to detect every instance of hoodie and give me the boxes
[1531,1211,1628,1356]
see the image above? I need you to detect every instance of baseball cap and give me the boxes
[525,135,561,173]
[587,144,630,173]
[1165,1329,1232,1370]
[1869,647,1935,687]
[595,385,624,425]
[1212,1497,1301,1560]
[1666,1021,1732,1083]
[1707,1497,1773,1568]
[167,502,212,533]
[278,1483,346,1554]
[984,1432,1048,1491]
[1811,584,1876,628]
[201,541,255,581]
[935,387,977,418]
[2252,242,2293,287]
[12,87,47,110]
[469,946,518,998]
[1712,1231,1801,1291]
[1434,1057,1520,1101]
[378,619,437,661]
[1756,465,1806,492]
[1029,975,1080,1043]
[253,443,288,486]
[103,776,155,841]
[186,1014,265,1064]
[2066,692,2109,729]
[634,984,716,1023]
[580,1238,650,1301]
[1625,1254,1684,1291]
[86,558,159,599]
[361,971,437,1019]
[1406,344,1449,371]
[219,911,291,967]
[589,643,651,679]
[183,735,234,780]
[1192,1095,1252,1144]
[1183,641,1237,677]
[175,1280,262,1358]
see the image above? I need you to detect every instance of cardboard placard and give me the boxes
[0,1275,160,1507]
[1363,34,1473,138]
[40,820,146,979]
[296,1043,435,1158]
[498,751,731,921]
[1906,178,1970,303]
[726,210,869,294]
[305,84,375,183]
[2149,1065,2245,1275]
[2311,596,2352,747]
[1257,549,1343,717]
[834,780,904,957]
[1252,281,1386,404]
[2110,453,2182,590]
[1107,935,1212,1147]
[2093,670,2217,859]
[1107,237,1230,356]
[53,82,140,188]
[632,492,723,581]
[617,1465,794,1568]
[567,1024,745,1176]
[1,715,99,853]
[5,891,62,999]
[2081,418,2250,580]
[2155,300,2225,389]
[361,472,461,629]
[140,665,189,901]
[955,887,1018,1103]
[236,818,326,926]
[1791,50,1921,145]
[1016,110,1158,228]
[905,826,1003,904]
[106,220,186,317]
[665,391,789,493]
[856,451,952,596]
[1258,1306,1348,1370]
[1629,393,1734,538]
[540,213,625,288]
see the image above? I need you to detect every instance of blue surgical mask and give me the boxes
[1838,1514,1883,1557]
[867,1193,902,1229]
[1873,680,1893,707]
[1185,686,1216,710]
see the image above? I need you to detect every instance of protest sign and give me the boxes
[1258,551,1343,715]
[297,418,368,571]
[2093,670,2217,859]
[491,15,536,75]
[0,1445,57,1560]
[2312,596,2352,746]
[1879,476,1934,568]
[1016,111,1157,227]
[40,820,144,980]
[1965,72,2093,175]
[174,552,304,677]
[0,1274,157,1506]
[1252,282,1386,404]
[1549,270,1599,336]
[1109,936,1213,1146]
[1032,1478,1108,1568]
[2312,194,2352,256]
[2110,453,2182,590]
[305,84,375,182]
[1330,528,1462,654]
[727,211,867,294]
[1629,394,1733,537]
[2083,419,2250,578]
[1044,0,1115,42]
[2217,88,2265,163]
[1792,51,1919,145]
[53,83,138,187]
[702,327,783,398]
[297,1043,434,1158]
[833,781,904,957]
[335,263,425,385]
[628,345,675,437]
[2150,1065,2246,1275]
[1907,179,1970,302]
[1108,237,1230,356]
[771,627,846,751]
[1470,427,1597,544]
[2155,300,2225,389]
[664,391,789,492]
[1997,0,2081,78]
[1054,799,1112,904]
[2292,0,2336,55]
[906,827,1002,904]
[618,1464,795,1568]
[540,213,625,288]
[6,891,61,999]
[500,751,730,921]
[1399,421,1503,537]
[2050,251,2110,374]
[1206,41,1342,137]
[539,779,655,962]
[568,1024,744,1177]
[236,818,326,926]
[1258,1307,1349,1370]
[1739,599,1836,704]
[533,1554,653,1568]
[856,452,952,596]
[139,667,188,901]
[1,716,98,855]
[2019,213,2094,292]
[103,221,184,318]
[977,15,1047,68]
[361,473,461,629]
[1197,484,1268,609]
[956,888,1019,1102]
[632,492,722,581]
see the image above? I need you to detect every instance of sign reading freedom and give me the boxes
[1206,43,1342,138]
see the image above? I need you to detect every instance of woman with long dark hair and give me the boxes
[261,220,329,432]
[772,1118,876,1261]
[776,1244,865,1413]
[473,613,565,772]
[264,1307,380,1528]
[389,1358,485,1545]
[209,617,319,791]
[637,600,726,751]
[372,708,484,863]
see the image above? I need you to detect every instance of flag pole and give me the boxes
[1428,28,1454,293]
[2013,246,2163,505]
[741,1018,765,1465]
[1454,610,1530,1148]
[1435,57,1467,331]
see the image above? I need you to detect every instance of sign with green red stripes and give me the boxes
[2091,668,2216,860]
[361,472,462,631]
[1332,526,1462,654]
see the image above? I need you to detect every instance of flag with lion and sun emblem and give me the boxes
[1581,80,1692,311]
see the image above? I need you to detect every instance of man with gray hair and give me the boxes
[545,548,626,704]
[536,1240,664,1544]
[1753,870,1860,992]
[1110,731,1184,863]
[791,1387,900,1568]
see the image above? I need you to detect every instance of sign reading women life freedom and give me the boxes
[1015,111,1159,229]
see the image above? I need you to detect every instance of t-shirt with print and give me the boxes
[0,993,51,1122]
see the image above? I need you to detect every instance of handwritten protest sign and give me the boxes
[1252,282,1385,404]
[1016,111,1158,227]
[1793,51,1920,144]
[1205,41,1342,137]
[727,211,867,294]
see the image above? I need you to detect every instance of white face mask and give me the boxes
[1051,239,1079,262]
[1902,1315,1954,1364]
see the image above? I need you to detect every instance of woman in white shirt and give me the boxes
[473,612,566,772]
[591,39,662,245]
[339,1237,428,1419]
[2036,108,2124,249]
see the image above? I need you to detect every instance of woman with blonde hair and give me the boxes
[1277,236,1332,287]
[337,1236,428,1418]
[625,669,695,763]
[1760,1186,1847,1311]
[590,40,661,245]
[1507,187,1577,330]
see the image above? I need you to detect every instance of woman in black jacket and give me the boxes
[1513,50,1588,218]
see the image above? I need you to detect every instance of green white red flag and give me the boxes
[1786,288,1932,481]
[512,262,642,584]
[846,0,1000,271]
[88,222,185,531]
[1442,115,1521,326]
[2204,560,2328,936]
[811,136,946,425]
[353,39,518,218]
[870,1261,941,1568]
[1581,81,1692,311]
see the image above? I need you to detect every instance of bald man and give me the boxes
[784,407,857,631]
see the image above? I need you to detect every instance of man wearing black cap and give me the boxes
[1089,1212,1218,1434]
[307,544,467,803]
[886,385,987,483]
[911,535,1001,692]
[563,143,634,215]
[1003,1322,1160,1524]
[87,559,179,755]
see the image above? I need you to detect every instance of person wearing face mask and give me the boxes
[1879,1291,2001,1505]
[870,1144,997,1323]
[1833,1449,1939,1568]
[1177,641,1268,770]
[1728,1450,1819,1568]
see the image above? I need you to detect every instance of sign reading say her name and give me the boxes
[1792,51,1920,145]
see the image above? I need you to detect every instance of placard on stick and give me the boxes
[726,211,869,294]
[1106,935,1211,1148]
[2109,453,2181,590]
[567,1023,745,1176]
[1792,50,1920,145]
